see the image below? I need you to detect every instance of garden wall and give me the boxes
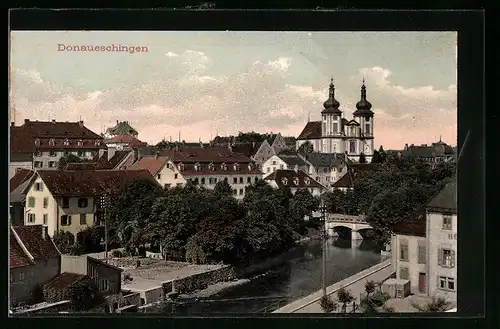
[171,265,236,294]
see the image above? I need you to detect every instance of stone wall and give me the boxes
[171,265,236,294]
[15,300,71,315]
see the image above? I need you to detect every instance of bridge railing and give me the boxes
[327,213,368,224]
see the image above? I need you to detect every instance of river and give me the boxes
[147,237,382,314]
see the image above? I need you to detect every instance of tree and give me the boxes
[237,131,266,143]
[319,295,337,313]
[365,280,376,297]
[213,180,233,198]
[323,189,347,214]
[413,297,451,312]
[57,154,82,169]
[359,152,367,163]
[53,231,76,254]
[298,141,314,154]
[289,188,320,234]
[371,150,381,163]
[378,146,387,163]
[337,287,354,313]
[76,226,103,253]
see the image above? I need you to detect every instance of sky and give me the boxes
[10,31,457,149]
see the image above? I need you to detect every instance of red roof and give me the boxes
[264,169,324,189]
[130,156,169,175]
[35,169,158,197]
[10,120,104,153]
[43,272,87,290]
[10,168,35,193]
[63,162,98,170]
[161,147,253,163]
[105,134,147,147]
[10,230,33,269]
[297,121,322,140]
[11,225,60,260]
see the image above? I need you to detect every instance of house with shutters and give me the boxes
[9,225,61,307]
[20,169,157,238]
[9,119,106,177]
[426,179,457,304]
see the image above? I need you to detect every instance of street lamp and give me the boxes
[320,198,327,297]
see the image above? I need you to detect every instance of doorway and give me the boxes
[418,272,426,293]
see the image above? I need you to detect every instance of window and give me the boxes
[293,177,300,185]
[78,198,88,208]
[254,177,259,183]
[247,177,251,183]
[48,161,56,168]
[43,214,48,225]
[28,197,35,207]
[232,189,237,195]
[316,176,320,182]
[267,167,271,173]
[239,177,243,184]
[34,161,43,168]
[280,164,284,169]
[349,140,356,153]
[272,161,276,165]
[365,124,370,135]
[333,122,338,133]
[193,178,199,185]
[61,215,71,226]
[399,240,409,262]
[19,272,25,281]
[438,248,455,268]
[418,242,426,264]
[281,177,288,185]
[80,214,86,225]
[399,267,409,280]
[174,174,178,179]
[439,277,455,291]
[442,215,452,230]
[35,182,43,191]
[63,139,70,146]
[27,213,36,223]
[35,151,42,156]
[77,151,85,157]
[239,189,244,196]
[62,197,70,208]
[233,177,238,184]
[64,151,70,156]
[323,167,328,173]
[101,279,109,292]
[49,150,57,156]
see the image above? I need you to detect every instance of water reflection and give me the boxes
[149,237,382,314]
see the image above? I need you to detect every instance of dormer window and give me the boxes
[34,138,40,146]
[221,163,228,171]
[208,163,215,171]
[48,138,55,146]
[77,139,83,146]
[95,139,101,146]
[233,163,239,171]
[248,163,254,171]
[293,177,300,186]
[194,162,201,171]
[178,162,184,171]
[304,177,310,185]
[63,138,70,146]
[281,177,288,185]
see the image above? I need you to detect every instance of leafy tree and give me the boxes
[237,131,266,143]
[378,146,387,163]
[323,189,347,214]
[289,189,320,233]
[359,153,367,163]
[413,297,451,312]
[57,154,82,169]
[213,180,232,198]
[365,280,376,297]
[53,231,76,254]
[337,287,354,313]
[76,226,103,253]
[319,295,337,313]
[371,150,381,163]
[298,141,314,154]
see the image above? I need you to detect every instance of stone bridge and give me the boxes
[325,214,373,241]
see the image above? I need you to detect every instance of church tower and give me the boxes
[320,78,343,153]
[353,79,375,161]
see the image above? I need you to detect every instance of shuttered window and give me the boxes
[418,242,426,264]
[399,267,409,280]
[399,239,409,262]
[438,248,456,268]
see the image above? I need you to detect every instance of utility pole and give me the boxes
[321,198,327,297]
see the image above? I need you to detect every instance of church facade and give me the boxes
[296,78,375,163]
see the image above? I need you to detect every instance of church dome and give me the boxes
[321,78,342,115]
[353,79,374,117]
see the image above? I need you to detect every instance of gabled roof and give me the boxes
[11,225,60,260]
[283,136,296,147]
[130,156,170,175]
[331,171,356,188]
[63,162,98,170]
[43,272,87,290]
[10,168,36,193]
[392,211,426,237]
[427,179,457,213]
[345,120,360,126]
[302,153,345,167]
[264,169,324,189]
[230,143,262,158]
[105,134,147,147]
[32,169,157,197]
[277,154,308,168]
[106,121,138,136]
[10,230,33,269]
[297,121,322,140]
[160,147,253,163]
[265,133,279,145]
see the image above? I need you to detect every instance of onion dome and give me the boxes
[321,77,342,115]
[353,78,374,117]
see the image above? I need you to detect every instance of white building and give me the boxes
[426,179,457,303]
[298,152,349,187]
[296,78,375,163]
[263,168,326,197]
[261,154,309,176]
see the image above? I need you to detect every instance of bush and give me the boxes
[112,250,123,258]
[76,227,103,253]
[319,295,337,313]
[53,231,76,254]
[185,236,209,264]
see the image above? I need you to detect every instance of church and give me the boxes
[296,78,375,163]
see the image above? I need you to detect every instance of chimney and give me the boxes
[78,120,84,127]
[294,164,299,173]
[10,122,14,127]
[252,141,255,148]
[404,143,409,150]
[52,119,56,124]
[116,120,119,125]
[24,119,29,124]
[42,226,48,240]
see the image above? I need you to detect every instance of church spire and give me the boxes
[322,76,341,113]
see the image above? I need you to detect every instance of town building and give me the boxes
[263,168,326,197]
[426,179,457,304]
[104,121,139,139]
[20,169,157,238]
[401,139,456,167]
[9,119,106,177]
[10,169,37,226]
[391,212,428,296]
[105,134,148,150]
[298,152,349,187]
[9,225,61,307]
[329,163,378,192]
[62,150,135,171]
[296,78,375,162]
[261,153,309,176]
[129,154,187,189]
[155,147,262,199]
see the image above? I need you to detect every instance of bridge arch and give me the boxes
[357,228,376,240]
[330,225,352,240]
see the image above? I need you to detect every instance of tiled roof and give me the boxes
[35,169,157,197]
[12,225,60,259]
[10,120,103,153]
[130,156,170,175]
[302,153,345,167]
[264,169,324,189]
[99,150,132,170]
[10,230,33,269]
[347,163,379,171]
[10,178,33,203]
[331,171,356,188]
[10,168,35,193]
[265,134,278,145]
[283,136,296,147]
[297,121,322,140]
[43,272,87,291]
[392,212,426,236]
[178,162,261,176]
[63,162,98,170]
[278,155,309,167]
[230,143,262,157]
[402,142,455,158]
[106,121,138,136]
[105,134,147,147]
[160,147,253,163]
[427,178,457,213]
